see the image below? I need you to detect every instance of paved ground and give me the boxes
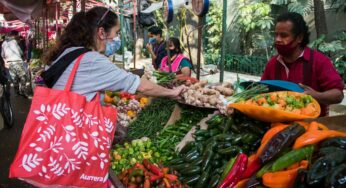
[0,92,34,188]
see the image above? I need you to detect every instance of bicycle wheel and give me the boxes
[0,95,14,128]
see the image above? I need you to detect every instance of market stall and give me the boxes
[103,75,346,188]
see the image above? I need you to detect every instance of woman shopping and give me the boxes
[9,6,185,188]
[160,37,193,77]
[42,7,185,101]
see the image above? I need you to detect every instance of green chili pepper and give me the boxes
[220,157,236,182]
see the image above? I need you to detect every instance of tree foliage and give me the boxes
[204,0,223,64]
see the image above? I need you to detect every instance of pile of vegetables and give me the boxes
[159,76,198,89]
[220,121,346,188]
[303,137,346,187]
[104,91,149,127]
[168,113,270,187]
[111,137,165,175]
[153,105,214,165]
[181,80,234,110]
[240,91,319,116]
[127,98,176,140]
[153,71,176,85]
[118,159,185,188]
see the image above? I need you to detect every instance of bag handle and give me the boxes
[64,54,85,91]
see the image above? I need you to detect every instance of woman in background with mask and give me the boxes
[160,37,193,77]
[42,7,185,102]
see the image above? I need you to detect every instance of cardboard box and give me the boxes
[313,115,346,132]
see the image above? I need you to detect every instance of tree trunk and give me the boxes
[313,0,328,37]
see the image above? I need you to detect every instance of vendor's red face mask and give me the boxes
[275,39,297,57]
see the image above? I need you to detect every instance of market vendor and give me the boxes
[42,7,185,102]
[261,12,344,116]
[160,37,193,77]
[147,26,167,69]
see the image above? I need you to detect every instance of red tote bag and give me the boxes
[9,54,117,188]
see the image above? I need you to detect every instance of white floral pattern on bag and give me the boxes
[20,103,115,180]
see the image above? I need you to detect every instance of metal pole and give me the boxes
[196,16,203,80]
[119,0,126,69]
[81,0,86,12]
[73,0,77,15]
[166,27,172,72]
[55,2,59,36]
[220,0,227,83]
[133,0,137,69]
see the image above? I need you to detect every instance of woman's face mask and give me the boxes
[149,37,157,44]
[105,37,121,56]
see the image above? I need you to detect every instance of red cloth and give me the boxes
[261,47,344,116]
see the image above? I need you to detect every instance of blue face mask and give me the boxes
[105,37,121,56]
[149,37,157,44]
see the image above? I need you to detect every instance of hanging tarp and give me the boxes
[0,0,43,22]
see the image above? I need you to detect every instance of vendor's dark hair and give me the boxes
[43,7,118,65]
[276,12,310,47]
[169,37,182,54]
[148,26,162,36]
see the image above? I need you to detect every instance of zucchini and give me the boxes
[231,134,243,145]
[194,129,209,137]
[180,142,195,155]
[195,135,207,142]
[217,142,233,150]
[183,174,201,185]
[184,152,200,162]
[196,142,205,154]
[191,157,203,166]
[170,163,190,171]
[181,166,201,176]
[169,157,185,165]
[184,148,198,159]
[201,149,214,171]
[208,174,220,188]
[212,159,222,168]
[195,169,210,188]
[214,134,233,142]
[209,128,221,137]
[218,146,242,155]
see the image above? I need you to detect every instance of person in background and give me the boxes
[160,37,193,77]
[261,12,344,116]
[1,31,32,98]
[42,7,185,104]
[146,26,166,69]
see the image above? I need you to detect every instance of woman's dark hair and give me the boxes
[43,7,118,65]
[148,26,162,37]
[169,37,182,54]
[276,12,310,47]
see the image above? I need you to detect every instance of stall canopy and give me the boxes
[0,0,43,23]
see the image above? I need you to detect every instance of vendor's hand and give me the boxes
[146,43,153,53]
[299,83,320,98]
[170,85,187,100]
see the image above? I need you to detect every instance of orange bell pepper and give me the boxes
[104,93,114,104]
[295,121,329,131]
[293,129,346,149]
[262,160,308,188]
[234,178,249,188]
[127,110,136,118]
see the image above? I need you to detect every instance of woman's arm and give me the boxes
[137,77,185,99]
[176,67,191,77]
